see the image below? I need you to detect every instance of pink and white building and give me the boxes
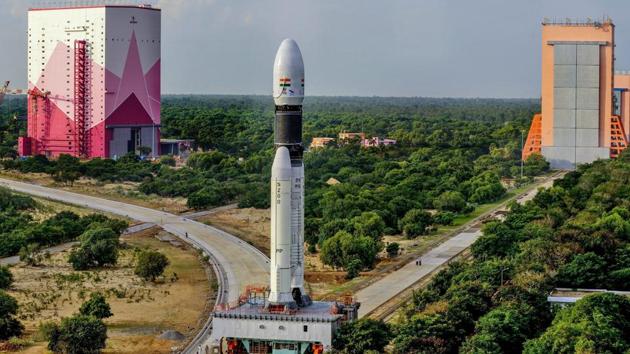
[20,4,161,158]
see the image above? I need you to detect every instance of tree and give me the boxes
[69,227,119,270]
[48,315,107,354]
[134,250,170,281]
[52,154,82,186]
[399,209,433,238]
[320,231,381,271]
[555,252,607,288]
[386,242,400,258]
[523,154,549,177]
[434,191,467,213]
[0,266,13,289]
[524,293,630,354]
[333,319,391,354]
[19,243,46,266]
[79,293,112,319]
[351,212,385,240]
[0,290,23,340]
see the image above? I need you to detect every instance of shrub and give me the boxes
[69,227,120,270]
[0,266,13,289]
[135,250,170,281]
[0,290,23,340]
[386,242,400,258]
[79,293,112,319]
[48,315,107,354]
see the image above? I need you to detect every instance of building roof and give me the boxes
[29,3,160,12]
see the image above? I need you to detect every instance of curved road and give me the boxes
[0,179,270,306]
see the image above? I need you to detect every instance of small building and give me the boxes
[361,137,397,148]
[547,288,630,306]
[338,131,366,141]
[159,139,194,156]
[310,137,335,149]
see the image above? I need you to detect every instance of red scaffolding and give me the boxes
[74,40,88,157]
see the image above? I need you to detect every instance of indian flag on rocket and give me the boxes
[279,78,291,88]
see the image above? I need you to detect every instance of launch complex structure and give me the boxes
[18,2,161,159]
[208,39,359,354]
[523,18,630,169]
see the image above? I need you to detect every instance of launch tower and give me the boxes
[19,3,161,159]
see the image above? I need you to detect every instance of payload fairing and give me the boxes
[268,39,310,308]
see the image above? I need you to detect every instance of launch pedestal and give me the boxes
[209,300,358,354]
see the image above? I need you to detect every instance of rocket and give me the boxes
[268,39,309,308]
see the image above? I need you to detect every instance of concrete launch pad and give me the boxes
[210,301,347,354]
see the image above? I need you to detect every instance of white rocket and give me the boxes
[268,39,308,307]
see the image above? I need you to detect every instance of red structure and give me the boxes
[23,5,161,159]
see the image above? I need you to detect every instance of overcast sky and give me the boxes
[1,0,629,98]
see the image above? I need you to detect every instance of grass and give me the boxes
[7,228,213,354]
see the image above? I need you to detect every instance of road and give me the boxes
[356,173,561,318]
[0,179,270,306]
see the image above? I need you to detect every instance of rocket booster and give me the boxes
[268,147,294,304]
[268,39,308,307]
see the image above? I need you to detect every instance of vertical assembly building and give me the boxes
[19,3,161,159]
[524,18,630,169]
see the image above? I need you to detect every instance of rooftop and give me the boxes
[542,17,613,27]
[30,0,159,11]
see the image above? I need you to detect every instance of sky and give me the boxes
[1,0,630,98]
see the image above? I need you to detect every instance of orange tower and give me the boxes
[523,18,630,168]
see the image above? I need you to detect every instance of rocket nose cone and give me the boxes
[273,38,305,105]
[274,39,304,69]
[272,147,292,179]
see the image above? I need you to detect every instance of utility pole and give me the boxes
[520,130,525,179]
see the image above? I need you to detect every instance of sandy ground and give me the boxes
[0,171,188,214]
[6,228,213,354]
[198,208,450,299]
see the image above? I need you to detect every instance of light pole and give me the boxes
[520,130,525,179]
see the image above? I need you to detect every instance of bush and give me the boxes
[386,243,400,258]
[399,209,433,238]
[48,315,107,354]
[434,191,467,213]
[0,290,23,340]
[135,250,170,281]
[79,293,112,319]
[0,266,13,289]
[69,227,120,270]
[333,319,391,354]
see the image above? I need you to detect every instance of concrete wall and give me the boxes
[541,22,614,151]
[109,127,131,159]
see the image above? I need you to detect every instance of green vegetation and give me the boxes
[332,319,392,354]
[0,188,125,259]
[79,293,113,320]
[0,290,23,340]
[48,315,107,354]
[134,249,170,281]
[388,153,630,353]
[68,227,124,270]
[47,295,111,353]
[0,266,12,289]
[0,96,549,276]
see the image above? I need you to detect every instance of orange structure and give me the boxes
[523,114,542,160]
[310,137,335,149]
[523,18,630,168]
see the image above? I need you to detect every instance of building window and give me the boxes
[303,325,308,332]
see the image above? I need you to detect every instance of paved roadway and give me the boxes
[0,178,270,305]
[356,174,560,318]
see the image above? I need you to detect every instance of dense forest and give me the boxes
[0,95,549,274]
[373,154,630,353]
